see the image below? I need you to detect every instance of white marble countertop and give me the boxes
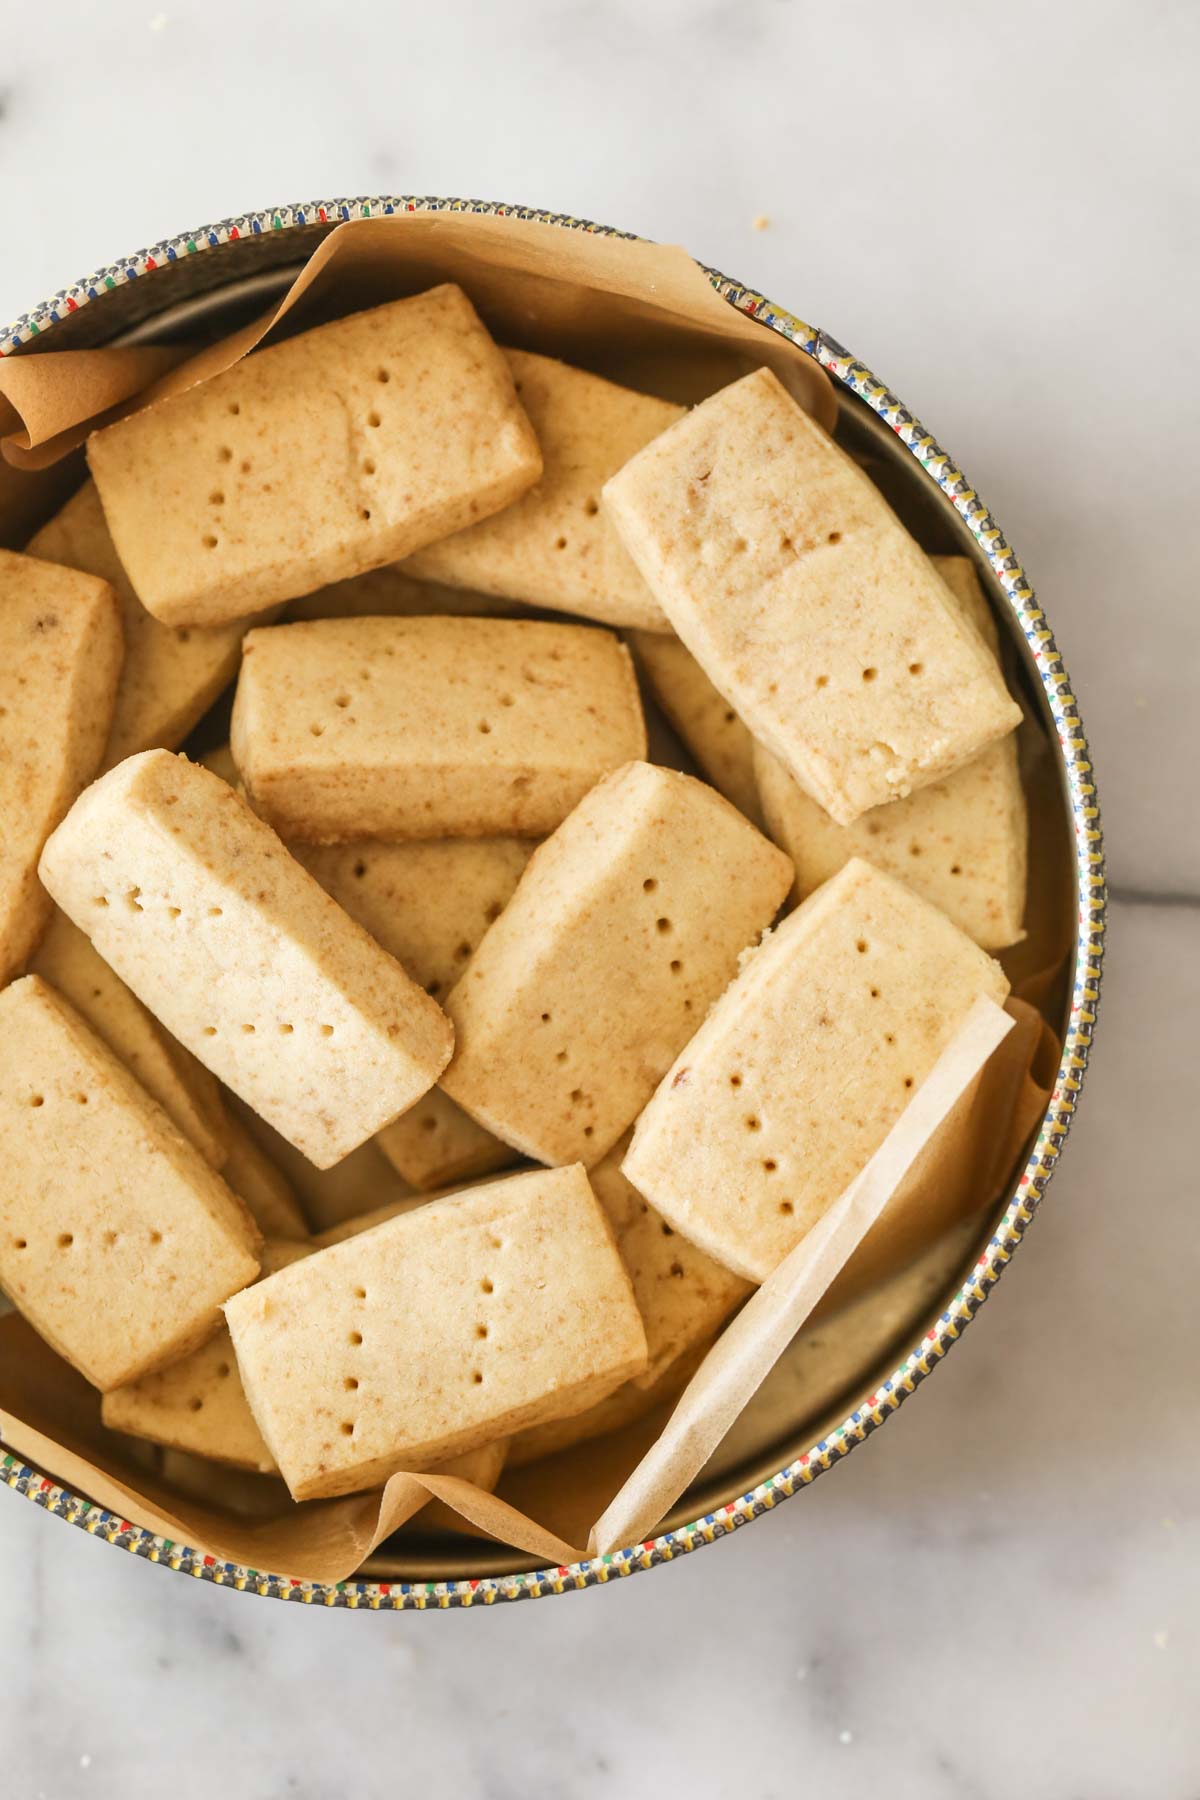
[1,3,1197,1795]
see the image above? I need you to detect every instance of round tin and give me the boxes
[0,196,1104,1609]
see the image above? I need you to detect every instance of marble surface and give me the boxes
[1,3,1197,1795]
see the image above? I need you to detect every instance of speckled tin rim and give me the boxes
[1,195,1103,1609]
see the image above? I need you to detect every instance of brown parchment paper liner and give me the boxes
[0,214,1066,1580]
[0,344,186,469]
[1,995,1037,1579]
[0,215,836,474]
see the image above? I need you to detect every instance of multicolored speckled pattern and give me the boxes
[0,195,1104,1609]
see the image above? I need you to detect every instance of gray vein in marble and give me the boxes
[1109,885,1200,911]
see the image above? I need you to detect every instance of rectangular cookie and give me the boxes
[627,628,762,824]
[311,1195,428,1248]
[755,555,1028,948]
[31,909,229,1169]
[623,857,1010,1282]
[0,975,261,1391]
[38,750,453,1167]
[405,350,683,629]
[217,1110,309,1241]
[32,912,313,1240]
[224,1165,648,1500]
[31,912,309,1238]
[28,482,255,768]
[603,368,1021,824]
[937,553,1002,649]
[199,742,240,787]
[376,1088,519,1192]
[589,1133,751,1387]
[440,761,793,1166]
[285,562,522,624]
[294,835,534,1188]
[0,549,123,983]
[309,1171,510,1245]
[102,1239,313,1471]
[87,286,543,628]
[231,616,646,842]
[222,1091,416,1235]
[294,836,536,1005]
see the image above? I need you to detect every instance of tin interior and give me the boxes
[20,242,1074,1582]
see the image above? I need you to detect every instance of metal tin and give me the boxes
[0,195,1104,1609]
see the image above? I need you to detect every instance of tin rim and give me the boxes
[1,194,1104,1609]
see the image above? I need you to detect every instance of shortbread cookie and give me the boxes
[222,1092,415,1235]
[295,837,535,1003]
[232,616,645,842]
[603,368,1021,824]
[0,549,123,982]
[109,1335,275,1470]
[224,1166,648,1499]
[294,835,534,1187]
[590,1134,750,1386]
[218,1111,309,1241]
[88,286,542,627]
[31,909,228,1168]
[309,1168,513,1246]
[441,762,793,1166]
[286,562,518,623]
[376,1089,519,1191]
[755,739,1027,950]
[199,742,240,787]
[627,628,761,823]
[934,555,1000,646]
[30,912,309,1237]
[29,482,253,768]
[311,1195,428,1248]
[754,557,1027,949]
[0,976,260,1391]
[623,858,1010,1281]
[406,351,682,629]
[102,1239,313,1470]
[38,751,453,1167]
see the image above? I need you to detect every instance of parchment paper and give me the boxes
[0,344,184,468]
[0,213,835,473]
